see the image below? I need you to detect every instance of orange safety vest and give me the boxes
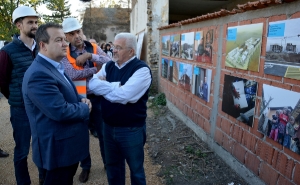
[66,43,98,97]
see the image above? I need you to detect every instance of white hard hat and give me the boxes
[12,6,39,23]
[62,18,82,33]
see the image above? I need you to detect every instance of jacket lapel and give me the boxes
[35,55,78,95]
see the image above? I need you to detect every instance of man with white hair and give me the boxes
[89,32,152,185]
[0,6,44,185]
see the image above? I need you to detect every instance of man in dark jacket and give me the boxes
[0,6,44,185]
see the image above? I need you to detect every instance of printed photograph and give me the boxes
[180,32,194,60]
[172,60,179,84]
[177,62,193,91]
[168,60,174,82]
[194,30,214,63]
[161,58,169,78]
[192,66,212,102]
[225,23,263,72]
[222,74,258,127]
[258,84,300,154]
[170,34,180,58]
[264,18,300,80]
[162,35,170,56]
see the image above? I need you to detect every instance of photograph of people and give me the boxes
[180,32,194,60]
[192,66,212,102]
[194,30,213,63]
[177,62,193,91]
[258,84,300,154]
[222,74,257,127]
[170,34,180,58]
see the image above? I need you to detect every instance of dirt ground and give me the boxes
[0,95,248,185]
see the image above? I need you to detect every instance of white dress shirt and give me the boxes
[89,56,151,105]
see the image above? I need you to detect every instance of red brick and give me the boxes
[245,152,261,176]
[191,111,197,124]
[203,119,211,133]
[197,115,204,128]
[191,98,197,111]
[232,142,246,164]
[240,19,251,26]
[223,135,235,154]
[274,152,294,179]
[221,118,232,136]
[214,128,223,145]
[202,106,211,119]
[196,101,203,114]
[256,140,274,165]
[264,73,282,82]
[259,162,279,185]
[232,124,243,143]
[271,81,292,91]
[242,131,257,153]
[293,163,300,185]
[185,94,192,107]
[278,175,294,185]
[183,104,188,115]
[187,106,193,120]
[291,12,300,19]
[292,85,300,93]
[284,77,299,85]
[266,137,283,151]
[269,14,287,22]
[284,147,300,162]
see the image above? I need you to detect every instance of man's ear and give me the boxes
[39,42,46,51]
[15,21,22,30]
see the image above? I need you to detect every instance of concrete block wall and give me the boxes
[159,1,300,184]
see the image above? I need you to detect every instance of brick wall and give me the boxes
[159,1,300,184]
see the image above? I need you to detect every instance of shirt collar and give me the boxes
[70,42,86,52]
[18,36,36,51]
[115,56,136,69]
[38,53,63,71]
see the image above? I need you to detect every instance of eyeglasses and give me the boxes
[114,46,130,51]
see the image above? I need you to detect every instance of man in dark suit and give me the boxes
[22,22,91,185]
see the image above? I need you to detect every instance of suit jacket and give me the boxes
[22,55,90,170]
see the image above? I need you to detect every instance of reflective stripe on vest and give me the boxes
[72,80,87,97]
[66,42,98,97]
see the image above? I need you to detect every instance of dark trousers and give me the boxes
[80,95,106,170]
[10,106,44,185]
[43,163,78,185]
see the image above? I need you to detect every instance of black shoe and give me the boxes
[39,178,44,185]
[0,149,9,157]
[79,169,90,183]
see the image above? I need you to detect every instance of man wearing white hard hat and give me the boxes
[61,17,111,183]
[0,6,44,185]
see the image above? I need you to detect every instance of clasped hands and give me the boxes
[81,98,92,113]
[76,53,92,66]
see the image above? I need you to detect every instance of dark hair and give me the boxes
[36,22,62,46]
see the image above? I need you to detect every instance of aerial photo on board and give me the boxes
[225,23,263,72]
[264,18,300,80]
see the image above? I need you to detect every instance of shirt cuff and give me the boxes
[111,82,120,90]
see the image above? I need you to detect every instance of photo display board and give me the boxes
[194,30,214,63]
[176,62,193,92]
[225,23,263,72]
[264,18,300,80]
[162,35,170,56]
[170,34,181,58]
[258,84,300,155]
[180,32,195,60]
[222,74,258,127]
[161,58,169,78]
[192,66,212,102]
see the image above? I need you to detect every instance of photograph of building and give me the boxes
[170,34,180,58]
[161,58,169,78]
[162,35,170,56]
[264,18,300,80]
[225,23,263,72]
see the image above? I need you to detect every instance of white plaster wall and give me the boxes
[130,0,148,35]
[104,25,129,43]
